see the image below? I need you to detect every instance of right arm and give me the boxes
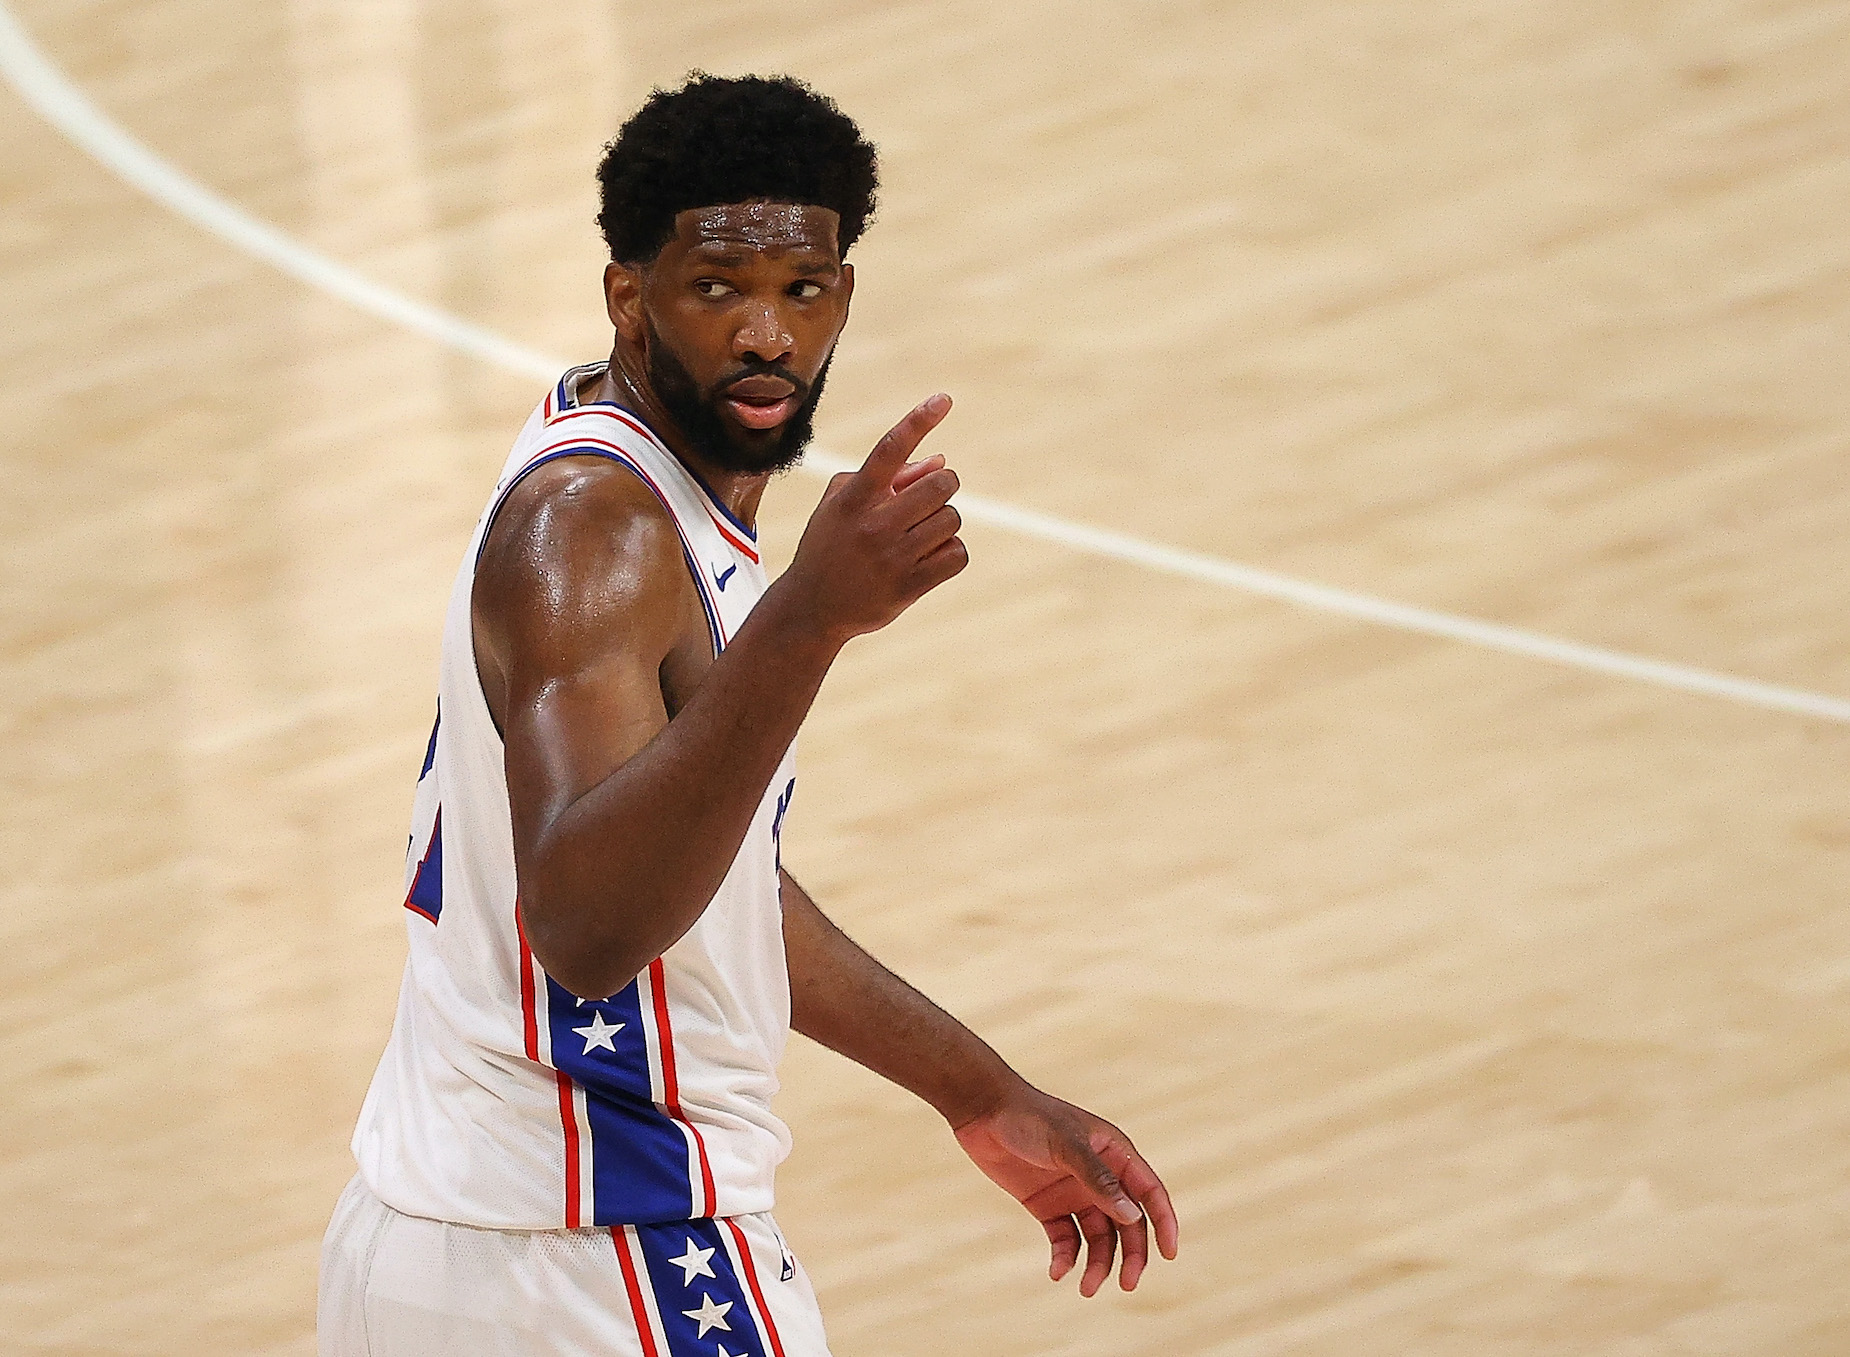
[473,395,963,999]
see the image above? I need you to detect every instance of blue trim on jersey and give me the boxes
[418,706,440,780]
[771,777,796,873]
[682,462,759,543]
[634,1218,771,1356]
[545,978,697,1224]
[680,542,725,656]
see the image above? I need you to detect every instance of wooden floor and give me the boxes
[5,1,1850,1352]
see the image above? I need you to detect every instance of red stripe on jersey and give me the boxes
[648,958,718,1217]
[520,908,582,1225]
[557,1070,582,1228]
[722,1216,789,1357]
[542,406,614,430]
[700,503,759,563]
[611,1228,663,1357]
[516,908,539,1062]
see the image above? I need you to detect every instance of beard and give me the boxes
[645,320,831,476]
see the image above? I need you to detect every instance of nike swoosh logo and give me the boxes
[715,563,738,591]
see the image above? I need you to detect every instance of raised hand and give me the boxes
[783,394,967,644]
[953,1086,1180,1296]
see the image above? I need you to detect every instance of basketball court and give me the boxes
[4,2,1849,1352]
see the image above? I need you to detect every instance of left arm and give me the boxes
[780,869,1179,1294]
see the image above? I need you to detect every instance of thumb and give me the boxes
[858,393,952,490]
[1073,1139,1141,1225]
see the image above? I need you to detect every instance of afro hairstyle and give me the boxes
[596,73,879,264]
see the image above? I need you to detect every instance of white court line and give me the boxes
[5,4,1847,727]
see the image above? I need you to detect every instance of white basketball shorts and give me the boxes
[319,1174,833,1356]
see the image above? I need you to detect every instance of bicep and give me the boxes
[501,645,670,852]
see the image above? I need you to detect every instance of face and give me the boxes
[615,202,853,474]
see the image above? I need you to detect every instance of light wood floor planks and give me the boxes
[4,1,1849,1352]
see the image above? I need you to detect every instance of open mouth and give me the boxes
[723,394,798,430]
[722,375,800,431]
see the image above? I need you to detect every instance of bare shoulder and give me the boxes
[473,455,694,685]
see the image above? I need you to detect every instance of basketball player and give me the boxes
[319,74,1178,1355]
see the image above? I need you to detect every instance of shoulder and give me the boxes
[475,454,694,645]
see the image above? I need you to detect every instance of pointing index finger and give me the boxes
[859,393,952,489]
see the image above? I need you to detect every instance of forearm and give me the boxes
[521,582,836,996]
[781,871,1022,1127]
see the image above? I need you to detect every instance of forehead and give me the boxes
[668,202,842,262]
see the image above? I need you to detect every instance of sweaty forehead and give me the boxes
[672,202,842,259]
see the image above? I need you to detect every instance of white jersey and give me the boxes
[352,363,798,1230]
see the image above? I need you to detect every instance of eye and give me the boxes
[694,279,736,299]
[789,280,826,300]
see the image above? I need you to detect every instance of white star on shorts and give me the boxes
[571,1011,625,1054]
[668,1237,718,1284]
[682,1292,733,1338]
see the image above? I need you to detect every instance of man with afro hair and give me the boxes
[320,73,1177,1356]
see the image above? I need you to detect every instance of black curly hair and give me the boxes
[596,74,879,265]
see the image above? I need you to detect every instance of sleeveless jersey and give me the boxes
[352,363,798,1230]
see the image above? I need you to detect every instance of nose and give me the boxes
[733,298,794,365]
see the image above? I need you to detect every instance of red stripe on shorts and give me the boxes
[557,1070,581,1228]
[722,1216,788,1357]
[610,1228,662,1357]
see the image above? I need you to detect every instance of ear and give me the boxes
[838,261,855,324]
[604,260,645,342]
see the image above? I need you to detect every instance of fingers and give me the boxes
[1042,1207,1151,1295]
[889,452,944,494]
[884,465,960,530]
[906,503,962,555]
[1138,1175,1180,1262]
[857,393,951,489]
[1116,1210,1150,1292]
[1042,1216,1081,1283]
[905,535,969,599]
[1076,1208,1117,1299]
[1105,1141,1180,1261]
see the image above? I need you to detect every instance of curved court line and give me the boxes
[5,5,1848,727]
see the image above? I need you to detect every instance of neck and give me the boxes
[595,342,770,530]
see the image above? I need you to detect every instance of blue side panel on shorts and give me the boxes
[544,976,696,1224]
[635,1218,769,1357]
